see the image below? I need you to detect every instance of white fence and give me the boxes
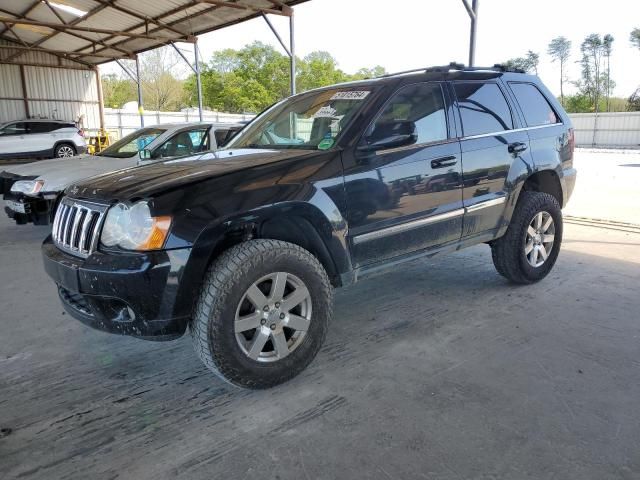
[103,108,255,139]
[101,109,640,149]
[568,112,640,148]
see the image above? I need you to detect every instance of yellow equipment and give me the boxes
[87,130,112,155]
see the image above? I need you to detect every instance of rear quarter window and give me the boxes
[508,82,560,127]
[453,82,513,137]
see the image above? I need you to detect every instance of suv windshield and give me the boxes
[226,87,376,150]
[100,128,166,158]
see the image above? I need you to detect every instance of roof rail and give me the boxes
[378,62,527,78]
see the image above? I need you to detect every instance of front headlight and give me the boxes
[10,179,44,196]
[100,201,172,251]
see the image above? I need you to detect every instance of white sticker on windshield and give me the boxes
[330,91,370,101]
[313,106,338,118]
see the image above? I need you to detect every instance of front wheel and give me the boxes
[491,191,563,284]
[190,239,333,388]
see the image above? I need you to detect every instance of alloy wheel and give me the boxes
[234,272,312,363]
[57,145,74,157]
[524,211,555,267]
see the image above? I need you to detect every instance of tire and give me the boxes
[190,239,333,389]
[491,191,563,284]
[55,143,76,158]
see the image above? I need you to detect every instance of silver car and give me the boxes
[1,122,243,225]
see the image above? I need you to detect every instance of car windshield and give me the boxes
[100,128,166,158]
[225,87,376,150]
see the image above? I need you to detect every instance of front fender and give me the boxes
[170,187,351,320]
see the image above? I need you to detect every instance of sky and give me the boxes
[103,0,640,98]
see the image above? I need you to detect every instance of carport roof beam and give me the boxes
[196,0,293,17]
[0,17,181,42]
[0,44,132,60]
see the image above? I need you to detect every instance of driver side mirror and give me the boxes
[139,148,153,160]
[359,120,418,153]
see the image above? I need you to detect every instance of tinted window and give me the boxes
[0,122,28,136]
[454,82,513,136]
[188,129,207,150]
[29,122,53,134]
[214,129,230,147]
[100,128,166,158]
[509,83,559,126]
[370,83,448,145]
[156,129,207,158]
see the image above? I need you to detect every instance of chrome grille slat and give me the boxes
[51,203,62,240]
[69,208,84,250]
[56,204,69,242]
[64,208,76,245]
[52,197,108,258]
[59,205,71,244]
[78,211,94,253]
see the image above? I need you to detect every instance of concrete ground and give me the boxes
[1,150,639,479]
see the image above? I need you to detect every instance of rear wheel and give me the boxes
[190,239,333,388]
[55,143,76,158]
[491,191,563,284]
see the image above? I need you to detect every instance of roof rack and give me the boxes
[379,62,526,78]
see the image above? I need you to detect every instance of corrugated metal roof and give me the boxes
[0,0,309,69]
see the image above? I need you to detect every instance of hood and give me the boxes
[2,154,137,194]
[67,148,318,202]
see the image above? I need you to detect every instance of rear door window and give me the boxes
[453,82,513,137]
[29,122,53,134]
[509,82,560,126]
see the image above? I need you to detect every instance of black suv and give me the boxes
[42,64,576,388]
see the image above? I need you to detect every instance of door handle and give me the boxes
[430,155,457,169]
[508,142,528,154]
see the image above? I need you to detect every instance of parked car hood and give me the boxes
[2,154,137,194]
[67,148,319,202]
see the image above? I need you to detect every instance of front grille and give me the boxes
[52,197,108,257]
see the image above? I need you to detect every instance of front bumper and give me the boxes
[4,192,54,225]
[42,237,192,341]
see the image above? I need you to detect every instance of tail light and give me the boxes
[78,128,85,137]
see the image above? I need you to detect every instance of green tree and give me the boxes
[101,74,136,108]
[349,66,387,80]
[547,36,571,106]
[631,27,640,50]
[526,50,540,74]
[297,51,349,91]
[629,89,640,111]
[504,51,539,74]
[140,47,187,111]
[630,28,640,111]
[603,34,614,111]
[185,41,387,114]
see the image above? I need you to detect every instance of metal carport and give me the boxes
[0,0,308,131]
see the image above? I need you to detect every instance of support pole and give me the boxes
[94,66,105,131]
[19,64,30,118]
[289,10,296,95]
[461,0,479,66]
[135,55,144,127]
[194,40,203,122]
